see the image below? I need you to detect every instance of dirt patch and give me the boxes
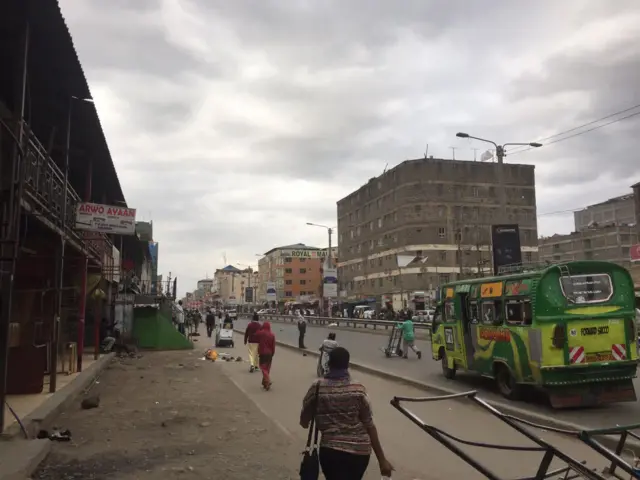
[33,350,299,479]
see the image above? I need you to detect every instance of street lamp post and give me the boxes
[306,222,337,315]
[455,132,542,222]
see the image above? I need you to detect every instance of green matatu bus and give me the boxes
[430,260,638,408]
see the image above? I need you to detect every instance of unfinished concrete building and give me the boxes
[573,194,636,232]
[336,157,539,306]
[538,225,638,270]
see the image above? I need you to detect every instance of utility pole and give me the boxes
[449,146,456,160]
[472,148,479,161]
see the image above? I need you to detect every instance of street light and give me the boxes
[306,222,336,267]
[455,132,542,220]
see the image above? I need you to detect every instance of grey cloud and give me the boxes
[58,0,640,294]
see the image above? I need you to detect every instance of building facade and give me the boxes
[573,194,636,232]
[538,225,638,270]
[336,157,539,306]
[257,244,327,303]
[214,266,259,306]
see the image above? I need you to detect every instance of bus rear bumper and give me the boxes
[540,362,638,408]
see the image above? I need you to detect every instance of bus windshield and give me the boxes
[560,273,613,304]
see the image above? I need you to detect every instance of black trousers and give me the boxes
[206,323,214,337]
[298,331,306,348]
[319,447,370,480]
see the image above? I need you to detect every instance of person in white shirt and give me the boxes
[175,300,185,335]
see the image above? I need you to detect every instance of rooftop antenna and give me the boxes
[222,252,227,265]
[450,146,457,160]
[472,148,479,161]
[382,162,388,174]
[424,143,429,159]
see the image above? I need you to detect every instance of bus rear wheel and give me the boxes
[495,364,522,400]
[440,349,456,380]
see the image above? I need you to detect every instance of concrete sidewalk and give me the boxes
[217,333,613,480]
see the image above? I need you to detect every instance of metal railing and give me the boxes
[21,122,112,260]
[240,313,433,333]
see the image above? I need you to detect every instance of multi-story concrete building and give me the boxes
[538,225,638,270]
[573,194,636,232]
[214,266,259,305]
[196,279,214,293]
[336,157,539,307]
[630,182,640,288]
[257,244,327,303]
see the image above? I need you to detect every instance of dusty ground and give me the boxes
[33,350,300,480]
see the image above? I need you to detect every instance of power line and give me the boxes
[508,104,640,156]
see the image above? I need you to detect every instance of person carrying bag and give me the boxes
[299,382,320,479]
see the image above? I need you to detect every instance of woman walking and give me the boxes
[299,347,393,479]
[257,321,275,390]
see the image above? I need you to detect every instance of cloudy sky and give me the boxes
[59,0,640,295]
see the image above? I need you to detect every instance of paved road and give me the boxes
[236,318,640,430]
[217,333,613,480]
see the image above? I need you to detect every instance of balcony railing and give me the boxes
[21,122,112,262]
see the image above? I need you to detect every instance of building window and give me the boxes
[439,274,450,284]
[439,251,447,261]
[393,212,397,222]
[438,227,446,238]
[472,186,479,197]
[285,279,292,285]
[300,268,307,274]
[300,279,307,285]
[300,258,306,262]
[284,257,292,263]
[524,251,532,262]
[378,218,383,228]
[378,278,383,287]
[285,291,292,297]
[285,268,292,274]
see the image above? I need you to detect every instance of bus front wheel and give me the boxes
[440,349,456,380]
[495,364,522,400]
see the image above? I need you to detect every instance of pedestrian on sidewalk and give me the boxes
[175,300,186,336]
[299,347,393,479]
[244,311,261,372]
[319,332,338,376]
[396,316,421,359]
[205,309,216,338]
[297,312,307,349]
[257,321,275,390]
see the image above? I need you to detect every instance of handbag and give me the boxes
[299,381,321,480]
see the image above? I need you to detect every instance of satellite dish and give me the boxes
[480,150,494,162]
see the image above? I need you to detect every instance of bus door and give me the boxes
[442,296,466,368]
[455,292,475,368]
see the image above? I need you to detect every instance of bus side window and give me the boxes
[444,301,455,321]
[505,299,533,326]
[469,301,479,324]
[481,302,495,325]
[505,301,523,325]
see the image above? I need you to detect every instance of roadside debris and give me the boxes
[81,395,100,410]
[37,428,72,442]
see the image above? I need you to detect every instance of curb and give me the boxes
[2,352,115,440]
[233,328,640,456]
[0,353,115,479]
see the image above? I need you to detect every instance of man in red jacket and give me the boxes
[257,322,275,390]
[244,312,261,372]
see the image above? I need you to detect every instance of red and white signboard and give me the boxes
[631,244,640,262]
[76,202,137,235]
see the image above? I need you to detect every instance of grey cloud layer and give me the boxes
[59,0,640,294]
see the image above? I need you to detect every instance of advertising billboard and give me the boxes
[323,266,338,298]
[245,287,254,303]
[491,224,523,275]
[76,202,137,235]
[631,244,640,262]
[148,242,159,294]
[266,281,277,301]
